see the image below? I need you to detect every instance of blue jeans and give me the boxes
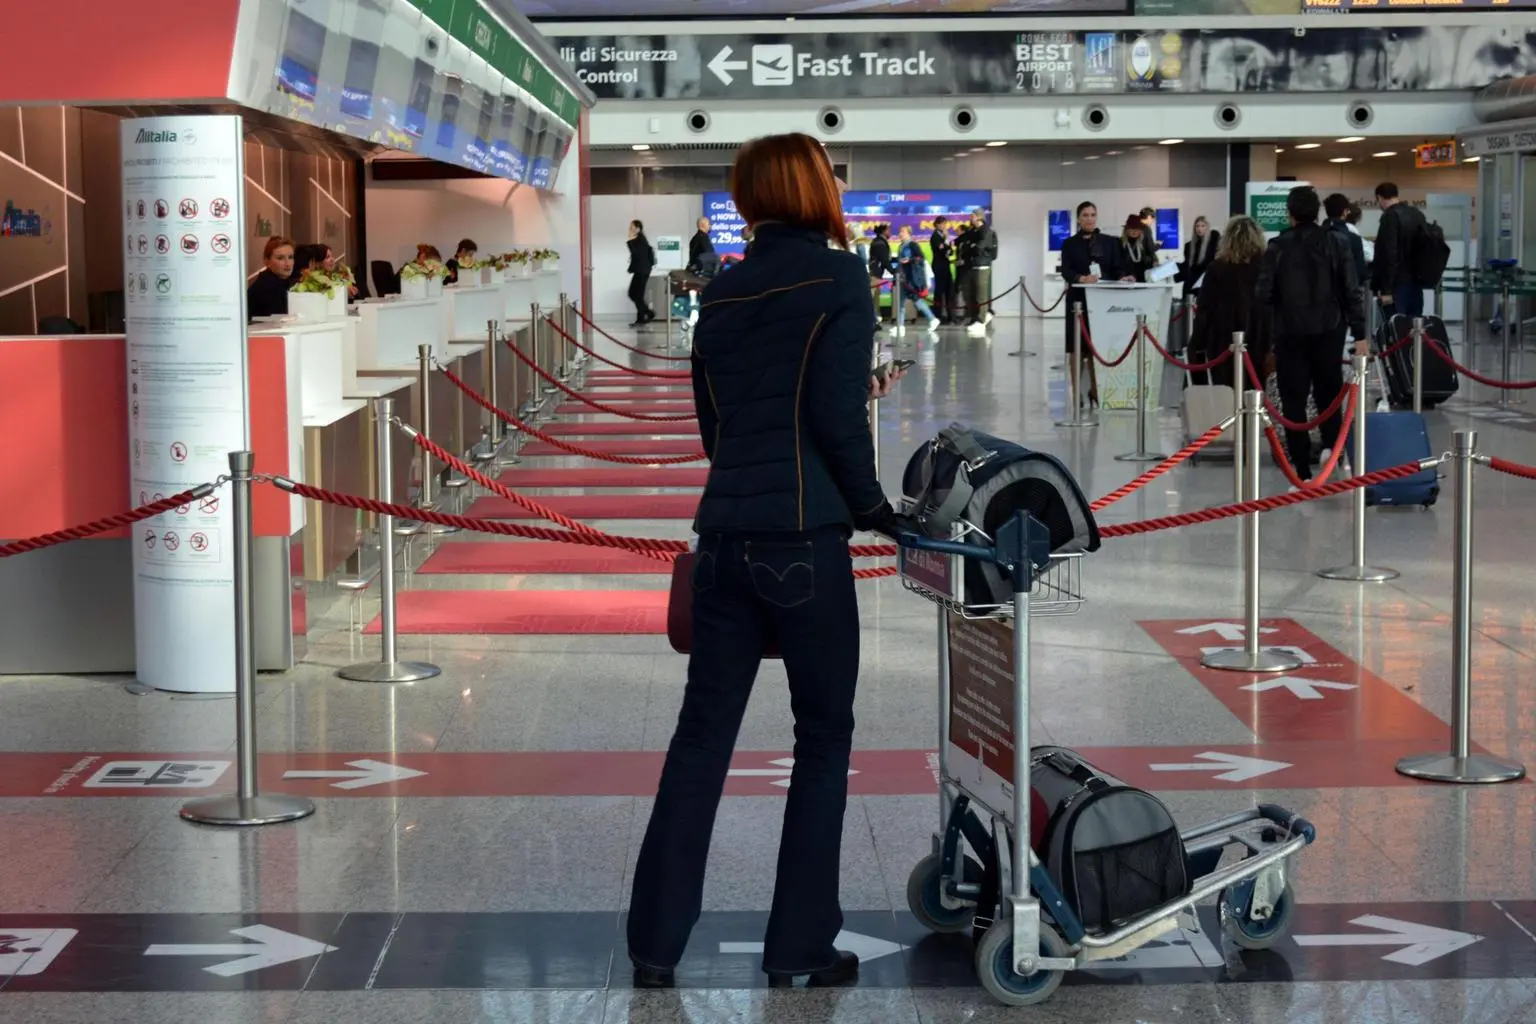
[896,292,935,328]
[627,527,860,973]
[1392,282,1424,319]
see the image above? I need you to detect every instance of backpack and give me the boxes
[1273,228,1341,336]
[1411,218,1451,288]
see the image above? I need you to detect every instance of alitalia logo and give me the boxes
[134,127,193,144]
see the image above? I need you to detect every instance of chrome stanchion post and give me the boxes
[1055,301,1086,428]
[1202,392,1301,675]
[527,303,543,414]
[416,344,456,542]
[485,319,501,445]
[893,272,903,337]
[1501,280,1514,410]
[1115,314,1166,462]
[338,398,442,684]
[1319,355,1398,582]
[1230,332,1246,504]
[870,339,882,474]
[1397,430,1525,784]
[557,292,571,379]
[1412,315,1425,414]
[180,452,315,826]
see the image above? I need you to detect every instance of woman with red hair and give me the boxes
[627,132,903,991]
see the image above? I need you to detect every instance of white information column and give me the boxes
[122,115,250,694]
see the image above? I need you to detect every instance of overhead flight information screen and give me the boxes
[516,0,1128,17]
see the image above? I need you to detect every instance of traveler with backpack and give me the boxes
[1371,182,1448,319]
[1256,186,1367,482]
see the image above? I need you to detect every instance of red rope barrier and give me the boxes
[1090,420,1231,512]
[1142,327,1233,374]
[1082,317,1140,368]
[1487,456,1536,481]
[1427,344,1536,390]
[501,340,696,422]
[0,485,216,558]
[1263,383,1357,491]
[440,365,708,464]
[546,318,691,379]
[569,306,692,362]
[1242,352,1351,433]
[1020,281,1065,314]
[1098,461,1426,538]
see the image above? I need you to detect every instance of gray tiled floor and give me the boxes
[8,315,1536,1022]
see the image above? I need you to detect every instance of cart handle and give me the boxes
[897,511,1055,579]
[1256,803,1316,844]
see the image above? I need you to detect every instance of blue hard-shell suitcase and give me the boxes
[1346,411,1438,507]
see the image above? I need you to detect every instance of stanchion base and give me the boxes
[1007,350,1038,358]
[337,660,442,684]
[1053,418,1098,429]
[1395,751,1527,784]
[1201,647,1303,674]
[179,793,316,827]
[1114,451,1170,463]
[1316,564,1401,582]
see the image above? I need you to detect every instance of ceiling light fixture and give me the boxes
[1336,136,1365,143]
[1084,155,1100,161]
[1294,142,1321,150]
[1373,151,1397,158]
[1158,138,1183,145]
[631,143,650,151]
[1328,157,1352,164]
[955,151,970,158]
[986,140,1007,147]
[1464,155,1481,163]
[1061,160,1076,166]
[1105,150,1123,156]
[1274,147,1285,153]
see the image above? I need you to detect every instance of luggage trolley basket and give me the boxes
[895,505,1318,1007]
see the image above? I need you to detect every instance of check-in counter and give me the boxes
[355,297,446,368]
[503,274,541,323]
[446,284,506,343]
[0,333,307,675]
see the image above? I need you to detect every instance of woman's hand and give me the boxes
[1080,274,1100,285]
[869,366,905,399]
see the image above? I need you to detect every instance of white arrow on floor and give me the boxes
[1293,915,1482,966]
[708,46,749,85]
[1239,676,1357,701]
[144,925,337,977]
[727,757,858,789]
[1148,751,1292,783]
[281,758,426,790]
[1201,644,1317,665]
[720,930,903,963]
[1177,623,1278,642]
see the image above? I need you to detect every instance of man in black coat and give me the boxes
[687,217,716,275]
[1371,181,1428,318]
[929,215,956,324]
[956,208,998,330]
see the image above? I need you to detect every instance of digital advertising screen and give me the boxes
[1154,209,1181,252]
[703,189,994,259]
[1047,210,1073,252]
[702,193,749,256]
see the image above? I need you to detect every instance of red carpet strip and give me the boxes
[418,541,667,575]
[557,402,694,416]
[520,439,705,457]
[466,493,699,520]
[366,589,668,635]
[495,467,710,488]
[541,421,699,436]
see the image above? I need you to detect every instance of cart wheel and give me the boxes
[1220,880,1297,951]
[974,920,1068,1007]
[906,853,981,934]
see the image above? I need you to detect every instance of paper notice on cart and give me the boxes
[946,613,1017,821]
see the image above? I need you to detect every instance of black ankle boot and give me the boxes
[631,956,675,989]
[765,950,859,988]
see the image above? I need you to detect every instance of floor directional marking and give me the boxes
[281,759,426,790]
[1293,915,1483,966]
[1147,751,1292,782]
[1239,676,1359,701]
[144,925,337,977]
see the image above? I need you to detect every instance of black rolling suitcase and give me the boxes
[1375,313,1458,410]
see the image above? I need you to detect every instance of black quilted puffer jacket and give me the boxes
[690,222,888,535]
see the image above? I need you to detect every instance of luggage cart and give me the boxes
[896,511,1317,1007]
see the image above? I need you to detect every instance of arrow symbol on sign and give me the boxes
[721,930,903,963]
[708,46,749,85]
[1177,623,1278,642]
[144,925,336,976]
[1148,751,1292,782]
[281,758,426,790]
[1293,915,1482,965]
[727,757,858,788]
[1239,676,1356,701]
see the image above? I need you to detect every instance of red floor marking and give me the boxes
[418,541,666,575]
[464,493,698,520]
[541,421,699,436]
[366,589,668,635]
[575,390,692,400]
[557,403,695,417]
[1140,618,1454,743]
[494,468,709,488]
[2,741,1490,799]
[520,439,704,457]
